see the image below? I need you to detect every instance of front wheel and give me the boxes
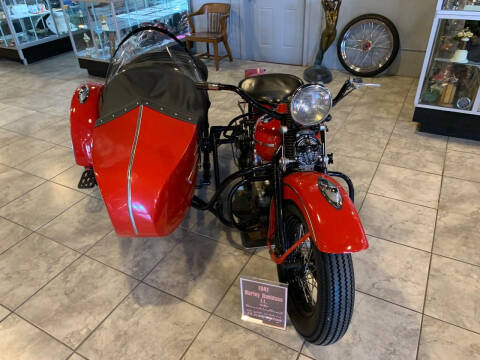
[277,203,355,345]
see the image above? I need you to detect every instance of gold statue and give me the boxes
[320,0,342,58]
[304,0,342,83]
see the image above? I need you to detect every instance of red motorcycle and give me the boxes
[70,27,375,345]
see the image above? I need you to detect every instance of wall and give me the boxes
[307,0,438,77]
[191,0,318,61]
[190,0,437,77]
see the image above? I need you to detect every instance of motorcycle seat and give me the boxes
[239,73,303,105]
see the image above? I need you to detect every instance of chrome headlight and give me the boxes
[290,84,332,126]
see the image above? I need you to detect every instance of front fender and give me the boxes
[70,83,104,167]
[281,172,368,254]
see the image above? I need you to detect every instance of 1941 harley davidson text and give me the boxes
[70,27,379,345]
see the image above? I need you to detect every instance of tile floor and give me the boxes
[0,53,479,360]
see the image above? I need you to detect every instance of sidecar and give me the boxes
[70,29,209,237]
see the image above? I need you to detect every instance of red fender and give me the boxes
[70,83,104,167]
[269,172,368,255]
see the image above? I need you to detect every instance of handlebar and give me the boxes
[196,76,380,121]
[332,77,380,107]
[350,77,381,89]
[195,82,287,120]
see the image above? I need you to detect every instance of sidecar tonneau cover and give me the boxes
[97,50,210,127]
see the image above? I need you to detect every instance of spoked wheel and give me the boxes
[277,203,354,345]
[337,14,400,77]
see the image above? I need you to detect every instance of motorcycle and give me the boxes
[70,27,376,345]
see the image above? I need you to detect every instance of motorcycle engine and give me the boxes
[294,129,322,171]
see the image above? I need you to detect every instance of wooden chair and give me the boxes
[186,3,233,71]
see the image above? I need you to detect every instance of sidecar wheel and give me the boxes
[277,203,354,345]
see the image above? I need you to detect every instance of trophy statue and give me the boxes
[100,15,109,57]
[83,33,91,56]
[304,0,342,83]
[109,32,116,59]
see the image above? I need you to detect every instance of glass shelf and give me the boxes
[61,0,190,65]
[0,0,69,49]
[443,0,480,11]
[435,56,480,67]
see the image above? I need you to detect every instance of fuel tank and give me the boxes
[93,106,199,237]
[253,103,289,161]
[254,118,282,161]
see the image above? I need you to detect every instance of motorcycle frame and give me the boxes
[190,104,356,264]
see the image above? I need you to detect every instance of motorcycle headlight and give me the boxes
[290,84,332,126]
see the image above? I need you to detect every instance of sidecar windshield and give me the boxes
[106,27,205,84]
[98,27,210,128]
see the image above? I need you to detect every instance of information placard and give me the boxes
[239,277,288,330]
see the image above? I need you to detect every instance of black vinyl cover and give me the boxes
[97,50,210,128]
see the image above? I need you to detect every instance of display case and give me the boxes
[0,0,71,64]
[60,0,190,76]
[414,0,480,139]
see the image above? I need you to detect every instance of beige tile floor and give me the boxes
[0,53,479,360]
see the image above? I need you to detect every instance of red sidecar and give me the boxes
[71,34,209,237]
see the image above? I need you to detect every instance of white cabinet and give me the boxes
[414,0,480,139]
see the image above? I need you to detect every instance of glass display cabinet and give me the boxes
[414,0,480,139]
[0,0,71,64]
[60,0,190,76]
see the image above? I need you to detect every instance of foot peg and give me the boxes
[78,168,97,189]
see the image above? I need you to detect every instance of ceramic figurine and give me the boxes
[423,81,443,104]
[100,16,110,57]
[451,28,474,63]
[83,33,91,56]
[100,15,109,31]
[78,9,86,29]
[445,0,460,9]
[109,32,116,59]
[439,35,456,58]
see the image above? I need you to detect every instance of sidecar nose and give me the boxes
[93,105,199,237]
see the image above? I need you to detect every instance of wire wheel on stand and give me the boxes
[337,14,400,77]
